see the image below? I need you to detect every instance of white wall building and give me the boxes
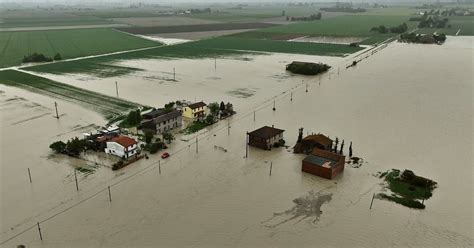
[105,135,138,158]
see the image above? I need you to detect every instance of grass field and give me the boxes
[0,28,160,68]
[0,70,141,119]
[0,11,115,28]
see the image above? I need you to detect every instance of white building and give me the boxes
[105,135,138,158]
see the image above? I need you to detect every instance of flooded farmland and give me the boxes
[1,36,473,247]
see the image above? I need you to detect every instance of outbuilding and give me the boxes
[248,126,285,150]
[302,148,345,179]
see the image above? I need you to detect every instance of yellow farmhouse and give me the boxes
[182,101,207,119]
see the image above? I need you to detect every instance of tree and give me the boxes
[164,102,175,112]
[297,127,303,143]
[120,109,142,127]
[339,140,344,155]
[53,53,62,60]
[225,102,234,114]
[50,141,66,153]
[144,131,153,144]
[66,137,86,156]
[282,10,286,16]
[349,142,353,157]
[208,102,220,117]
[162,132,175,144]
[220,101,226,111]
[148,143,160,154]
[205,114,216,125]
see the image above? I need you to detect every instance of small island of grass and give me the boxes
[378,169,437,209]
[286,61,331,76]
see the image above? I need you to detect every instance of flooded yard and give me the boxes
[1,36,472,247]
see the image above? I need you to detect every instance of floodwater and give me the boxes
[0,36,473,247]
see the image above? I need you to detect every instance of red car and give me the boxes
[161,152,170,159]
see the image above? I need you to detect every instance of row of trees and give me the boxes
[370,23,408,34]
[49,137,92,157]
[286,13,322,22]
[22,53,62,63]
[286,62,331,76]
[399,33,446,44]
[320,7,366,13]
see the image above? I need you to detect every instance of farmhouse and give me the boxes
[141,110,182,134]
[248,126,285,150]
[302,148,345,179]
[105,135,138,158]
[182,101,207,119]
[294,133,333,154]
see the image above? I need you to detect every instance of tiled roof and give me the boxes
[188,102,206,109]
[111,136,137,148]
[248,126,284,139]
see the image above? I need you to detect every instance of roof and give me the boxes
[248,126,284,139]
[152,110,181,124]
[110,135,137,148]
[303,134,333,147]
[187,101,206,110]
[303,155,336,168]
[142,108,166,119]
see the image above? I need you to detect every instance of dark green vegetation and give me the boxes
[286,61,331,75]
[22,53,53,63]
[287,13,321,22]
[378,169,437,209]
[184,120,210,134]
[370,23,408,34]
[0,29,160,68]
[399,33,447,44]
[0,70,141,119]
[119,109,142,128]
[320,7,366,13]
[49,137,93,157]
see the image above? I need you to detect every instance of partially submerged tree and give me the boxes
[50,141,67,153]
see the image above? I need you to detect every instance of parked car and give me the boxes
[161,152,170,159]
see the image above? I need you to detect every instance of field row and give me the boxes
[0,70,141,119]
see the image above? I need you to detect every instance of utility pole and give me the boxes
[269,162,273,176]
[28,168,32,183]
[196,137,198,154]
[54,102,59,119]
[37,222,43,241]
[245,132,249,158]
[215,58,217,69]
[74,169,79,191]
[306,84,308,92]
[115,81,119,98]
[370,193,375,209]
[290,92,293,101]
[272,100,276,111]
[173,68,176,81]
[253,110,255,122]
[108,186,112,202]
[158,160,161,174]
[228,119,230,136]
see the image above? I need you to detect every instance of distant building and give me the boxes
[182,102,207,119]
[302,148,345,179]
[248,126,285,150]
[105,135,138,158]
[294,133,333,154]
[141,110,182,134]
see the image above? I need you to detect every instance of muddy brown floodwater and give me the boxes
[1,36,473,247]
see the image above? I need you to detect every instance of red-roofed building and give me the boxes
[105,135,138,158]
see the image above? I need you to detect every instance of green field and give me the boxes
[0,70,141,119]
[257,15,417,39]
[0,28,160,68]
[0,10,115,28]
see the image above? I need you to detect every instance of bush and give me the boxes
[22,53,53,63]
[53,53,62,60]
[286,62,330,75]
[144,131,153,144]
[50,141,66,153]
